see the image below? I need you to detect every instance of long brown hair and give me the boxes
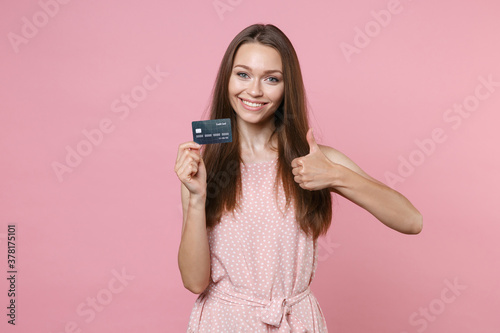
[202,24,332,240]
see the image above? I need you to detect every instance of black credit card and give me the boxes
[192,118,232,144]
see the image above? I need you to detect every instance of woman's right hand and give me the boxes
[176,141,210,294]
[174,141,207,197]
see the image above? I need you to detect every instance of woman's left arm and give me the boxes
[292,129,423,234]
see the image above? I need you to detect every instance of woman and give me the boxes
[175,23,422,332]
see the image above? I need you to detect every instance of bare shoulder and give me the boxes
[317,144,384,185]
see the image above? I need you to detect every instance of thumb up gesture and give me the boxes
[291,128,337,191]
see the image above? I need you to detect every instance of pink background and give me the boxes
[1,0,499,332]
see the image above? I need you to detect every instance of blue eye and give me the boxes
[267,77,279,83]
[237,72,249,78]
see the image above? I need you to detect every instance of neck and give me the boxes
[237,117,278,159]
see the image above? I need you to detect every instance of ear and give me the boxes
[306,128,319,154]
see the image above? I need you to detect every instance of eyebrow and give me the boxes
[233,64,283,75]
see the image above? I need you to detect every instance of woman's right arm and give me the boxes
[175,142,211,294]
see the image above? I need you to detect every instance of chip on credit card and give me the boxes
[192,118,232,144]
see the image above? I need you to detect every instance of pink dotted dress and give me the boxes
[187,157,328,332]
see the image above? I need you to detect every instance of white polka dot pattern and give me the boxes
[187,158,328,332]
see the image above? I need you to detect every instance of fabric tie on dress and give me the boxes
[208,285,310,332]
[260,288,310,332]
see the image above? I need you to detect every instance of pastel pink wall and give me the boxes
[1,0,499,332]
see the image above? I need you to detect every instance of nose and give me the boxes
[247,78,263,97]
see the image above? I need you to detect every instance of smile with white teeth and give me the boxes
[241,99,265,107]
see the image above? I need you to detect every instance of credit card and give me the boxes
[192,118,232,144]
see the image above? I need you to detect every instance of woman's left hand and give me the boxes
[292,128,423,234]
[291,128,338,191]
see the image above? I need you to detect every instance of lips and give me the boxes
[239,98,268,111]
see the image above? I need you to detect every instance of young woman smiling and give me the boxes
[175,23,422,332]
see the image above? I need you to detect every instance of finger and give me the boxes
[299,182,312,191]
[292,165,305,175]
[188,161,199,179]
[176,149,201,172]
[180,141,202,150]
[180,161,199,183]
[291,158,302,169]
[183,149,201,164]
[177,155,198,176]
[175,162,190,181]
[176,142,202,163]
[306,128,319,154]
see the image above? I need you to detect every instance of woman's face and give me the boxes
[228,43,284,127]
